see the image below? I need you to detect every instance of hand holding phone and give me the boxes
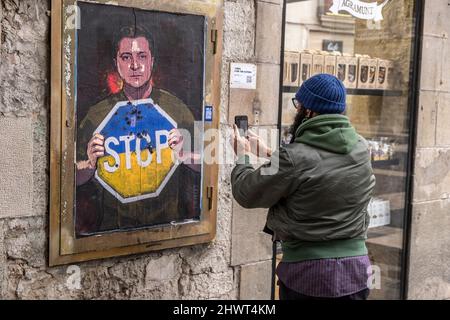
[232,115,250,157]
[234,115,249,138]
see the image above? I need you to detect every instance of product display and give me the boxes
[286,50,397,90]
[312,52,325,76]
[336,53,358,89]
[357,55,378,89]
[368,198,391,229]
[386,60,396,91]
[324,52,338,76]
[299,51,313,85]
[367,137,396,162]
[283,51,300,87]
[376,59,389,90]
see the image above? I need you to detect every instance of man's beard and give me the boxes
[289,108,310,144]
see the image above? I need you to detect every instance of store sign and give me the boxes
[95,99,178,204]
[329,0,389,21]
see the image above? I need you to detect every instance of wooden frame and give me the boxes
[50,0,223,266]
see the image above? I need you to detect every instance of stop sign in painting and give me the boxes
[94,99,178,204]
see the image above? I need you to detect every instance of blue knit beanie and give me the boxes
[295,74,347,114]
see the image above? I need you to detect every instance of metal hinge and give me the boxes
[211,29,218,55]
[207,186,214,211]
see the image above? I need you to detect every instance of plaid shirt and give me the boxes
[277,255,372,298]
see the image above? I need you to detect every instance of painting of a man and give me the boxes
[74,6,204,237]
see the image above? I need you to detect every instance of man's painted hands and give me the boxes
[86,133,105,170]
[169,129,185,161]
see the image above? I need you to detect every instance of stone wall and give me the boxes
[0,0,282,300]
[408,0,450,300]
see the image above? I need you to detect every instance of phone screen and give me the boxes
[235,116,248,137]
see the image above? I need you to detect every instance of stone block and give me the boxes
[231,201,272,266]
[0,0,49,116]
[3,217,47,268]
[256,1,282,64]
[420,36,443,92]
[413,148,450,202]
[256,63,280,126]
[0,117,33,218]
[232,201,269,234]
[228,87,257,125]
[32,115,49,217]
[408,277,450,300]
[145,254,182,285]
[436,92,450,146]
[231,230,273,266]
[410,200,450,257]
[441,37,450,93]
[423,0,450,37]
[182,241,231,275]
[240,260,272,300]
[408,199,450,299]
[179,269,235,299]
[416,90,437,148]
[0,3,2,48]
[0,220,6,299]
[223,0,256,61]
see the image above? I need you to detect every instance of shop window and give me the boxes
[279,0,420,300]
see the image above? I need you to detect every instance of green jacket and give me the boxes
[231,114,376,262]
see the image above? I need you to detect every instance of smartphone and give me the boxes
[235,115,249,137]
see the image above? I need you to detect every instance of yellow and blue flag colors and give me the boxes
[94,99,178,204]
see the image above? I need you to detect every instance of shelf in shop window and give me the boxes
[367,226,403,251]
[373,168,407,178]
[346,89,403,97]
[359,131,410,140]
[283,86,300,93]
[372,158,400,168]
[282,86,403,97]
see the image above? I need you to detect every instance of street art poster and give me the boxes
[49,0,222,266]
[74,2,205,237]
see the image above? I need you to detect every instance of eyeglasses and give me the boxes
[292,98,301,110]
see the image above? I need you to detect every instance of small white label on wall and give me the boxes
[230,63,257,90]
